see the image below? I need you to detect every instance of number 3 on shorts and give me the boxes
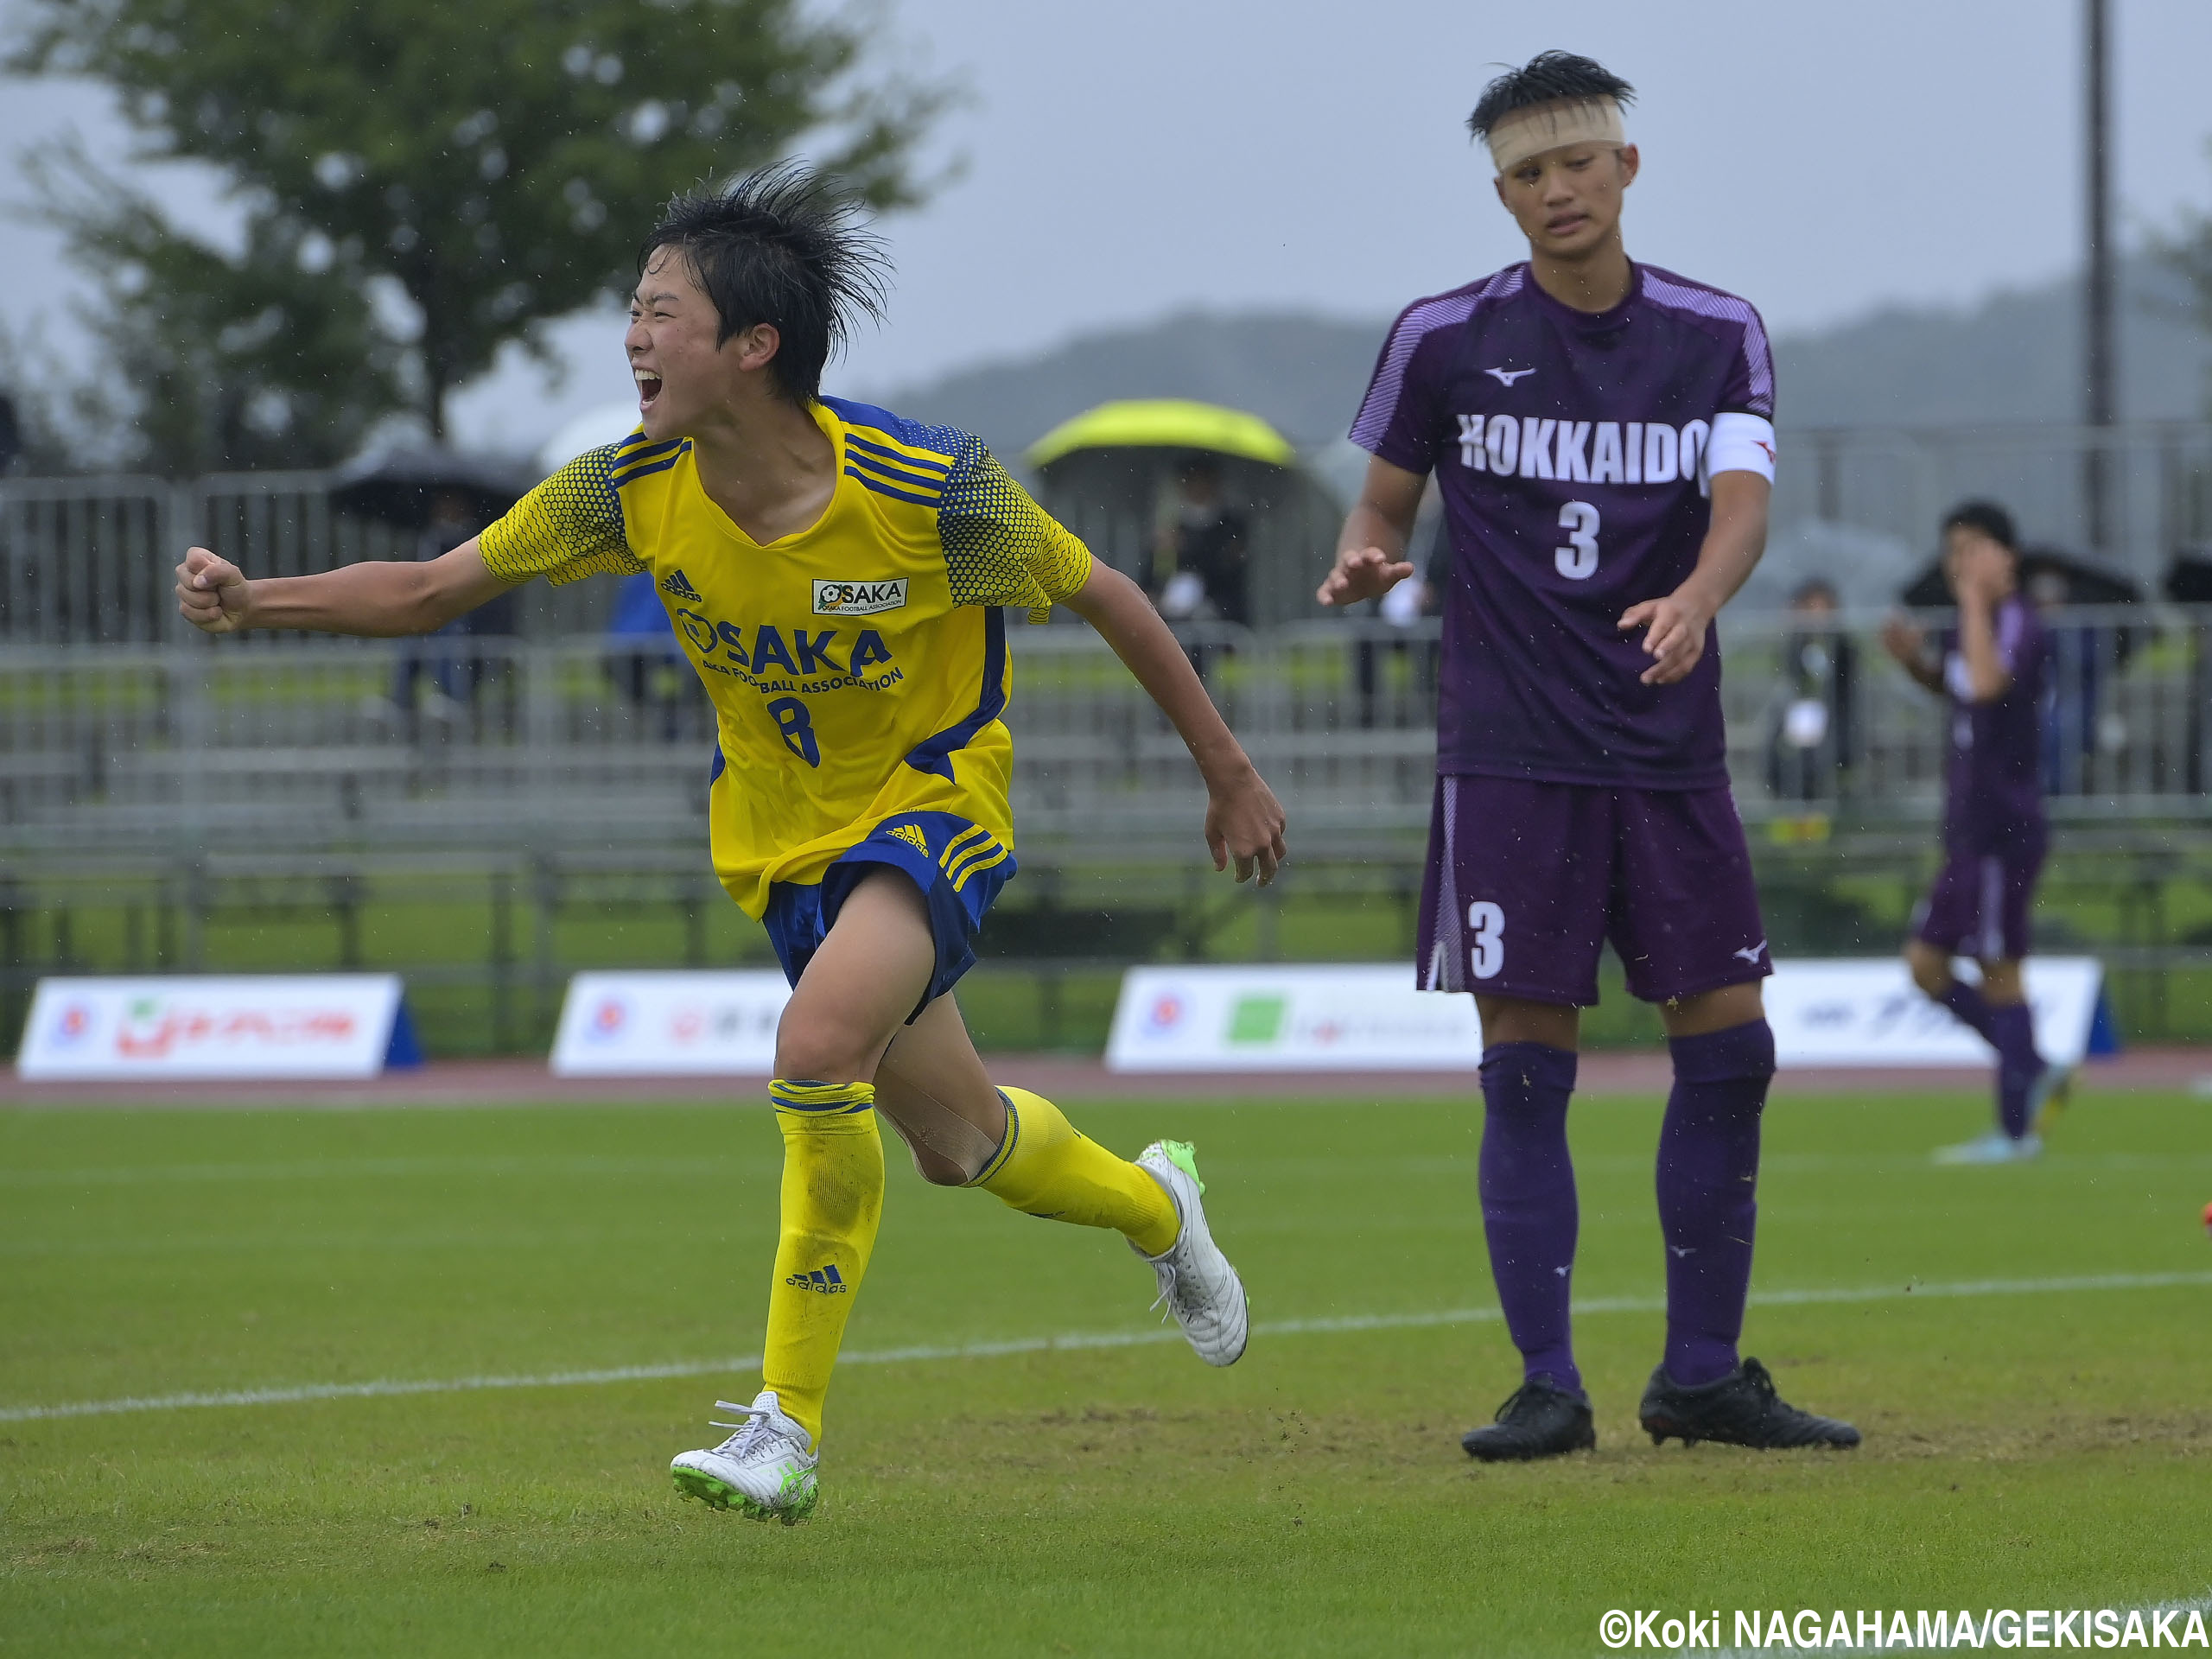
[1466,900,1504,980]
[1554,501,1599,580]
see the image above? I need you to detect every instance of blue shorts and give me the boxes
[760,811,1016,1019]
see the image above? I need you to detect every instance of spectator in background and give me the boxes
[2028,565,2100,797]
[1153,456,1249,683]
[1766,576,1854,801]
[1355,522,1448,728]
[604,570,697,741]
[388,489,513,722]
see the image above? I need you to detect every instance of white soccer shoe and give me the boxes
[669,1389,818,1524]
[1135,1140,1249,1367]
[1934,1128,2044,1166]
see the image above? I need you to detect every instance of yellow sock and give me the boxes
[761,1078,883,1446]
[972,1086,1179,1256]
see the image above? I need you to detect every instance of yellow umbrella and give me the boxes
[1025,399,1299,471]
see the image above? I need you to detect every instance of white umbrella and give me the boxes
[536,403,645,475]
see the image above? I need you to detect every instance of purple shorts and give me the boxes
[1415,775,1771,1007]
[1913,836,2045,963]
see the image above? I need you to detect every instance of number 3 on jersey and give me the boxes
[1554,501,1599,580]
[767,696,820,766]
[1467,900,1504,980]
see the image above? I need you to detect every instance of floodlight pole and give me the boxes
[2083,0,2116,556]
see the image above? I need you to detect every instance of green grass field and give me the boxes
[3,1087,2209,1656]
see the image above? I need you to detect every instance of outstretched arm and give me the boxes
[1059,561,1287,885]
[1617,469,1770,686]
[176,540,519,637]
[1317,456,1426,608]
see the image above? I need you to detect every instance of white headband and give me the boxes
[1485,98,1627,175]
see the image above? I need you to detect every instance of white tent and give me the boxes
[535,402,643,475]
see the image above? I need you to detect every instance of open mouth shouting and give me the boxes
[634,365,664,411]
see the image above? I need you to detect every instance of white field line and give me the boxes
[5,1268,2208,1426]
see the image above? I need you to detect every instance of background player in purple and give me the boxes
[1319,52,1858,1461]
[1883,501,2064,1164]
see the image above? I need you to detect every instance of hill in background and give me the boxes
[874,257,2212,468]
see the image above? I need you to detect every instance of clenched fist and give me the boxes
[175,546,251,634]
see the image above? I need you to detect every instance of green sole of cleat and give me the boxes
[1159,1139,1205,1195]
[670,1466,816,1526]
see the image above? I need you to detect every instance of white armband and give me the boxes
[1706,412,1777,484]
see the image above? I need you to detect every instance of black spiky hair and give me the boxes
[1466,51,1637,143]
[1942,499,2020,552]
[639,162,890,405]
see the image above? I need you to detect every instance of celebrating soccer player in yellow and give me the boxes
[175,165,1287,1524]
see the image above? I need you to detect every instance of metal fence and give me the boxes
[1777,423,2212,594]
[11,612,2212,1050]
[8,422,2212,648]
[0,472,611,647]
[5,612,2212,861]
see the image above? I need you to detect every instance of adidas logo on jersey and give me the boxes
[785,1266,849,1294]
[660,569,702,601]
[884,823,931,855]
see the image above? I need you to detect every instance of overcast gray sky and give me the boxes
[4,0,2210,454]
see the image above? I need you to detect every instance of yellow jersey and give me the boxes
[478,396,1094,917]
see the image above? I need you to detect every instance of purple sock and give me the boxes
[1478,1042,1581,1396]
[1987,1003,2044,1140]
[1937,979,1996,1043]
[1657,1020,1774,1389]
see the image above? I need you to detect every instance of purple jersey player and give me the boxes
[1320,52,1858,1461]
[1883,500,2065,1164]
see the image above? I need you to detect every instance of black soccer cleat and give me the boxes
[1461,1376,1598,1462]
[1638,1357,1860,1450]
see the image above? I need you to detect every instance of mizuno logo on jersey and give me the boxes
[660,569,702,601]
[1484,365,1535,385]
[813,577,907,616]
[785,1266,849,1294]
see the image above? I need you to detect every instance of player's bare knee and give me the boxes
[886,1122,975,1186]
[1909,960,1950,997]
[773,1010,877,1087]
[1905,944,1950,997]
[1659,982,1766,1043]
[1476,995,1579,1052]
[873,1090,1003,1185]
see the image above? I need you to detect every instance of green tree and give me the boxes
[28,142,409,474]
[10,0,950,468]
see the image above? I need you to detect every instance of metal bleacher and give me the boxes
[8,430,2212,1048]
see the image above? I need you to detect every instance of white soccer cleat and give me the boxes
[1934,1128,2043,1166]
[1135,1140,1249,1366]
[669,1389,818,1524]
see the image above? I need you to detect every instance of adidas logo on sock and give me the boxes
[659,569,702,601]
[785,1265,849,1294]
